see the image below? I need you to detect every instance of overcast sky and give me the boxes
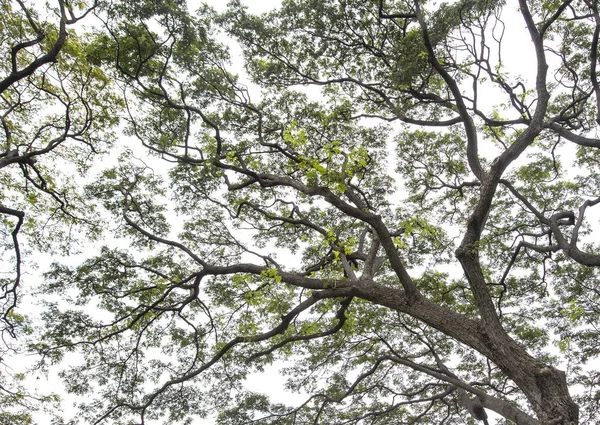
[195,0,282,13]
[12,2,543,424]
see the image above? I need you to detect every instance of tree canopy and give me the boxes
[2,0,600,424]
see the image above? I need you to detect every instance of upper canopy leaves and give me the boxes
[2,0,600,424]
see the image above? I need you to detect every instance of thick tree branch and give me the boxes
[545,122,600,148]
[0,1,70,94]
[383,353,539,425]
[413,0,484,181]
[94,294,331,424]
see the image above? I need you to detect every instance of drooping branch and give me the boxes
[247,296,353,361]
[0,205,25,338]
[384,354,539,425]
[501,180,600,267]
[93,293,341,424]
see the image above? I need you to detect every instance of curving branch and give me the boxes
[548,209,600,266]
[544,122,600,148]
[0,205,25,337]
[0,0,70,94]
[247,296,352,361]
[413,0,484,182]
[586,1,600,125]
[93,293,342,424]
[384,353,539,425]
[501,179,600,268]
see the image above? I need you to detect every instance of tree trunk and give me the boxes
[352,281,579,424]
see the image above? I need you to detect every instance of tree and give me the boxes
[0,0,120,335]
[10,0,600,424]
[0,0,121,422]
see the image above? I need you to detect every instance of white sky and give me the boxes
[194,0,282,13]
[6,1,547,425]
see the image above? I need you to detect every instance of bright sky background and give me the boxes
[201,0,282,13]
[20,3,289,425]
[11,1,542,424]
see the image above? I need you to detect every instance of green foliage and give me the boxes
[2,0,600,424]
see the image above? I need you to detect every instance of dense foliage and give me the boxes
[2,0,600,424]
